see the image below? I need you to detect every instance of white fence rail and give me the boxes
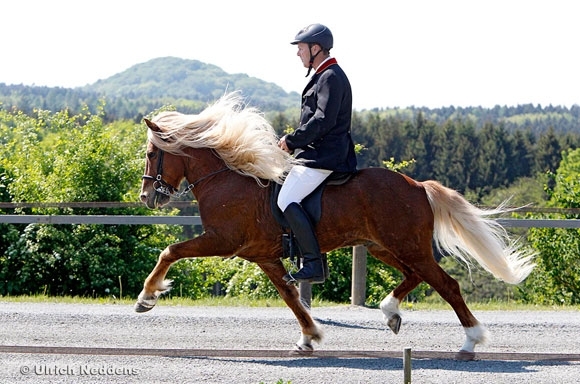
[0,215,202,225]
[2,215,580,228]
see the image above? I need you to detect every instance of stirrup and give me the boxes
[282,253,328,285]
[283,256,328,285]
[283,272,325,285]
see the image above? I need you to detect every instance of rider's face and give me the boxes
[296,43,312,68]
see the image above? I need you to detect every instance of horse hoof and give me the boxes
[455,350,476,361]
[387,314,402,334]
[134,301,155,313]
[289,343,314,356]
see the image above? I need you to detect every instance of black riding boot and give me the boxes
[282,202,326,284]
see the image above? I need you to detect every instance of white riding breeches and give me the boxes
[277,165,332,212]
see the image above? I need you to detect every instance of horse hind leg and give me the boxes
[367,245,423,335]
[258,260,323,353]
[414,259,488,360]
[457,324,489,361]
[380,273,423,334]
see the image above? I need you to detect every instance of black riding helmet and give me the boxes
[291,23,333,76]
[291,23,333,50]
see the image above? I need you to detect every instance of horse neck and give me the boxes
[184,147,229,195]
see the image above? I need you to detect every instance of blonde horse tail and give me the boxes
[422,180,536,284]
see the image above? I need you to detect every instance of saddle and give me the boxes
[271,171,355,263]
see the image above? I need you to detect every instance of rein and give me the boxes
[142,149,229,198]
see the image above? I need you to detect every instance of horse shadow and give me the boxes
[177,356,574,374]
[313,317,385,331]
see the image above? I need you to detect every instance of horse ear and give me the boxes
[144,118,162,132]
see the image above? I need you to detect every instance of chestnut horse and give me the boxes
[135,93,535,360]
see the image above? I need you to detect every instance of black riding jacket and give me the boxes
[284,58,357,173]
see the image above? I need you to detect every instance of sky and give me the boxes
[1,0,578,110]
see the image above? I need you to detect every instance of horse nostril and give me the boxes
[140,193,147,203]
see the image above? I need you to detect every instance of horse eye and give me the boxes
[147,151,156,159]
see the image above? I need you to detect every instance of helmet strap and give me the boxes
[305,44,322,77]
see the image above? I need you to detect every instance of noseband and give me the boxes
[142,148,229,198]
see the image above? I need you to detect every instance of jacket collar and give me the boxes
[315,57,337,74]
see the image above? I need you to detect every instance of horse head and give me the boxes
[140,118,186,209]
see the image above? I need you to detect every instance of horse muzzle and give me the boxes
[140,189,171,209]
[141,175,174,209]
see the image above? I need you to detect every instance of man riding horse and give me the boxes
[278,23,358,284]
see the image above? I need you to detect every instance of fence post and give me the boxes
[403,347,412,383]
[299,282,312,309]
[351,245,367,306]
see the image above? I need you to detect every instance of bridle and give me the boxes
[142,148,229,198]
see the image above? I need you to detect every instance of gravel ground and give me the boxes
[1,301,580,383]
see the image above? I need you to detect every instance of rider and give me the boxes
[278,23,357,284]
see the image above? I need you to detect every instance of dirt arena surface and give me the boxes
[1,302,579,383]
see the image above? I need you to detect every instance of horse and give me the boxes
[135,92,536,360]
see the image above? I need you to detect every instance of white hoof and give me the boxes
[460,324,489,353]
[296,333,313,349]
[380,294,402,333]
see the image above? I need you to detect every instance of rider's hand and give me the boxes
[279,136,291,153]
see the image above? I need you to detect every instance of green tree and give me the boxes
[0,107,179,297]
[474,123,509,197]
[523,148,580,304]
[535,126,562,175]
[508,129,536,181]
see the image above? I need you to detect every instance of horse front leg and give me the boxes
[258,260,323,352]
[134,245,176,313]
[135,232,228,313]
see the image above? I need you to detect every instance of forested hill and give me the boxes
[82,57,298,112]
[0,56,579,134]
[0,57,299,120]
[373,104,580,136]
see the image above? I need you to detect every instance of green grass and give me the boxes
[400,300,580,311]
[1,294,578,311]
[0,294,336,308]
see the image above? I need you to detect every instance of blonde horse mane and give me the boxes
[148,92,298,185]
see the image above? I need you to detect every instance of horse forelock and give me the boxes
[148,92,297,184]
